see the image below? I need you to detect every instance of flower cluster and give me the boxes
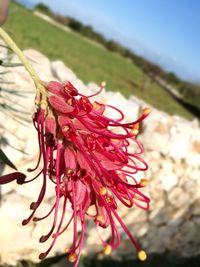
[0,81,150,266]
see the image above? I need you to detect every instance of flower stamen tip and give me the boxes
[131,129,139,135]
[139,179,149,187]
[138,250,147,261]
[105,195,114,206]
[66,169,74,176]
[143,107,151,115]
[131,123,140,135]
[63,125,70,132]
[101,81,106,87]
[133,193,140,200]
[68,252,77,263]
[39,252,47,260]
[103,244,112,255]
[99,187,107,195]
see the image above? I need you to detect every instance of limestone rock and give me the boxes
[51,60,89,95]
[168,187,190,208]
[0,39,7,59]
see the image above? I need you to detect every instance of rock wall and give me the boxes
[0,47,200,265]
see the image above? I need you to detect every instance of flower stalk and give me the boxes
[0,27,47,105]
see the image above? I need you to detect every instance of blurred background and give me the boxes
[0,0,200,267]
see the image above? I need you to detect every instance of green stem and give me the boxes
[0,27,46,102]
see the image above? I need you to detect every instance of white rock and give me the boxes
[168,187,190,208]
[139,109,171,153]
[51,60,89,94]
[0,39,7,59]
[160,170,178,192]
[145,225,177,253]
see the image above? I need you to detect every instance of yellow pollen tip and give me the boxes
[66,169,74,176]
[103,244,112,255]
[68,252,77,263]
[139,179,149,187]
[131,129,139,135]
[133,123,140,129]
[143,107,151,115]
[133,193,140,200]
[131,123,140,135]
[105,195,113,205]
[93,102,100,110]
[111,138,118,143]
[101,81,106,87]
[63,125,70,132]
[99,187,107,195]
[124,199,131,205]
[138,250,147,261]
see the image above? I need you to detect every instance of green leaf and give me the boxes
[0,44,10,50]
[1,62,22,67]
[0,148,17,170]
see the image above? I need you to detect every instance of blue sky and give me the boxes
[17,0,200,82]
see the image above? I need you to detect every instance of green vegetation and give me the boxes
[3,1,194,119]
[35,1,200,113]
[177,81,200,108]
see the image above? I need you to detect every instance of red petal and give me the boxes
[75,180,87,205]
[45,115,56,135]
[63,81,78,96]
[64,147,77,170]
[77,150,94,177]
[48,95,74,114]
[58,115,71,127]
[96,200,110,228]
[47,81,63,95]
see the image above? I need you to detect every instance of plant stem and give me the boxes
[0,27,46,101]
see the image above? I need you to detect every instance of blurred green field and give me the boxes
[3,2,193,119]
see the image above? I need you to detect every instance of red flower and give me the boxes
[0,81,150,266]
